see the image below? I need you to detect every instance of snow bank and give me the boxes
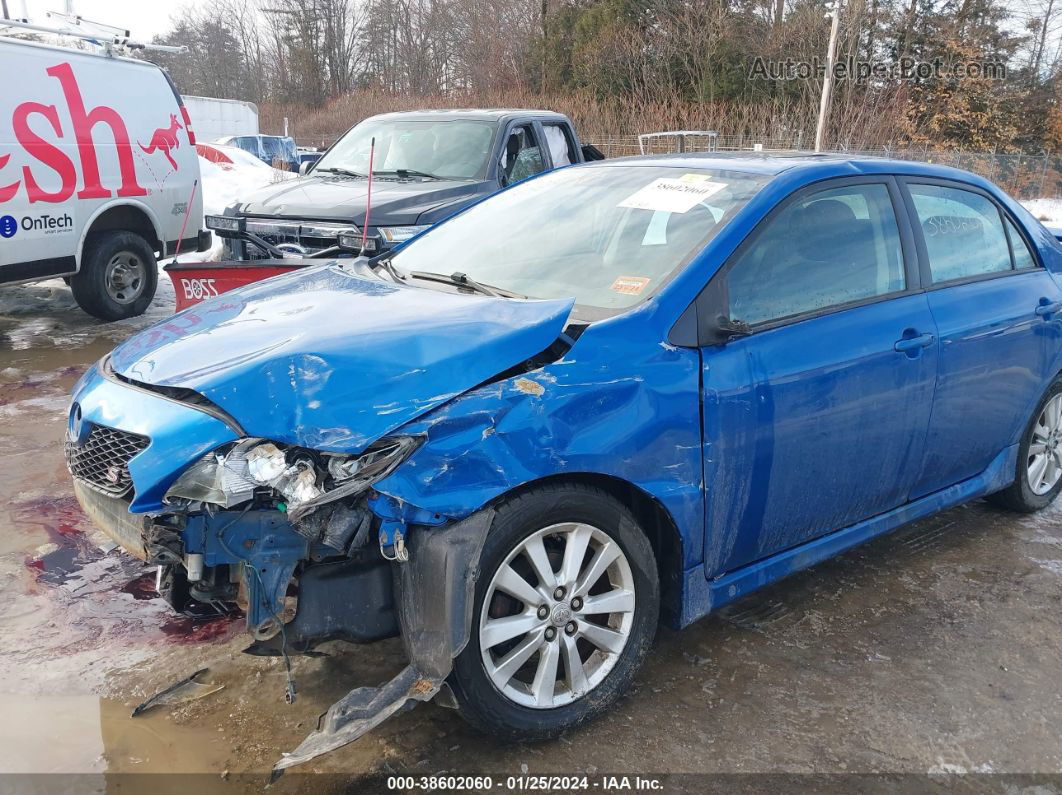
[187,143,297,261]
[1021,198,1062,226]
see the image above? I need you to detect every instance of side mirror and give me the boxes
[581,143,606,161]
[299,161,312,176]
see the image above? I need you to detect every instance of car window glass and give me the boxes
[726,183,906,326]
[391,165,769,311]
[542,124,574,166]
[502,126,545,184]
[315,119,496,181]
[908,184,1013,282]
[1004,215,1037,270]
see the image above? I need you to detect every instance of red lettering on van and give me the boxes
[12,102,77,204]
[46,63,148,199]
[0,154,18,203]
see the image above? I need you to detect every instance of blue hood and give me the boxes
[110,264,574,452]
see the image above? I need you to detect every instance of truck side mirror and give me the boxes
[299,161,312,176]
[581,143,606,161]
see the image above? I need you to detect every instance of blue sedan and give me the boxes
[67,155,1062,770]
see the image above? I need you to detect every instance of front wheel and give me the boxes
[988,379,1062,512]
[449,484,659,740]
[71,231,157,321]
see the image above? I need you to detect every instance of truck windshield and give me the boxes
[315,119,497,181]
[390,165,770,312]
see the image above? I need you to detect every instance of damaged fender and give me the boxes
[274,507,495,773]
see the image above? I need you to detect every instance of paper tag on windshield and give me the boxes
[611,276,651,295]
[618,174,726,214]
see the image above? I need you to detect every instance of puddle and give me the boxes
[0,694,236,778]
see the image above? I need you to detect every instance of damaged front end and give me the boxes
[70,426,493,771]
[152,435,422,648]
[66,266,581,771]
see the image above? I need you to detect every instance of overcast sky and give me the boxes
[20,0,1059,64]
[27,0,197,41]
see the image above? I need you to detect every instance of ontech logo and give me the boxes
[0,215,16,239]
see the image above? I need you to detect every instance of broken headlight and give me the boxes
[165,438,261,507]
[164,436,421,512]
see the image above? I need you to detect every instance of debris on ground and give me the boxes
[131,668,224,717]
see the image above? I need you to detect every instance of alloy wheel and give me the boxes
[1028,394,1062,495]
[478,522,636,709]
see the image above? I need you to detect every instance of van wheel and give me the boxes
[448,484,659,740]
[71,231,157,321]
[988,379,1062,512]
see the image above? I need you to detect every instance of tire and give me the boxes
[71,231,157,321]
[449,483,659,740]
[988,378,1062,512]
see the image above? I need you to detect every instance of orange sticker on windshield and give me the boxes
[610,276,650,295]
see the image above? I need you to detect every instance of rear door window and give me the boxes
[1004,214,1038,270]
[542,123,575,166]
[502,125,545,184]
[725,183,906,326]
[908,184,1013,282]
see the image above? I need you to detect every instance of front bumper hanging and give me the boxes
[273,507,494,774]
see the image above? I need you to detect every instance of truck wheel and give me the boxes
[988,379,1062,512]
[71,231,157,321]
[448,484,659,740]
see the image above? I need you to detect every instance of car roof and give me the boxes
[588,152,993,185]
[364,109,571,123]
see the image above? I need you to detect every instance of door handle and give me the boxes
[1035,301,1062,318]
[894,332,935,353]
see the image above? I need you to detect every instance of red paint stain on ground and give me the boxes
[15,494,244,644]
[16,495,103,584]
[120,572,159,600]
[162,614,244,644]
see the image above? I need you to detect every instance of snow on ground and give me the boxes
[1020,198,1062,226]
[185,143,297,261]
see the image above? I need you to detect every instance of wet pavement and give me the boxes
[1,276,1061,792]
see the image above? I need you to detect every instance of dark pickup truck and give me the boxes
[205,109,602,260]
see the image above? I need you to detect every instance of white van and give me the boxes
[0,36,209,320]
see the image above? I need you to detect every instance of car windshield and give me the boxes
[390,165,770,312]
[315,119,497,181]
[261,136,296,162]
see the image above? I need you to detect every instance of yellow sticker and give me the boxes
[610,276,651,295]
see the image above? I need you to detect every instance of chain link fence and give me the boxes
[583,134,1062,200]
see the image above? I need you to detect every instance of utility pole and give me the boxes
[0,0,8,21]
[814,1,842,153]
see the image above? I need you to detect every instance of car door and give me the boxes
[699,177,940,576]
[900,179,1062,498]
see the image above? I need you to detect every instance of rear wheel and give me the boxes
[988,379,1062,512]
[71,231,157,321]
[449,484,659,740]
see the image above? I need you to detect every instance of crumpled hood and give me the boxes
[231,174,494,226]
[109,265,574,452]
